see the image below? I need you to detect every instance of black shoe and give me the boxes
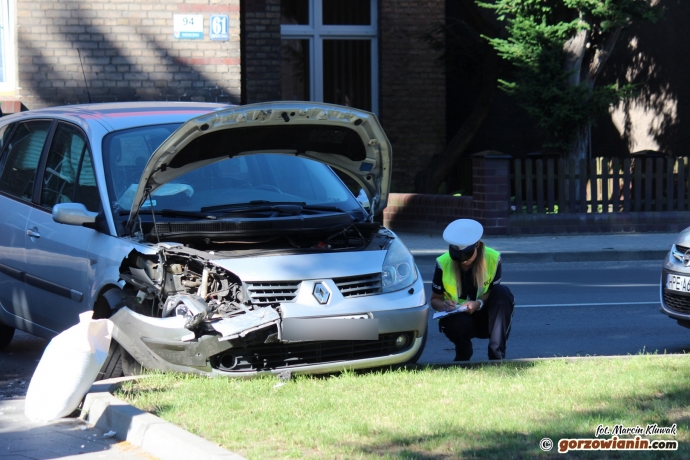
[454,352,472,361]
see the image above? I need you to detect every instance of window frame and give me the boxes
[0,0,17,94]
[281,0,379,114]
[0,119,54,203]
[38,121,100,213]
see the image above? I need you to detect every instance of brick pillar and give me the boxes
[241,0,281,103]
[471,151,511,235]
[379,0,446,192]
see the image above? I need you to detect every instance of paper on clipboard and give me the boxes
[432,304,469,320]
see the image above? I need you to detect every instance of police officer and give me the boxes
[429,219,514,361]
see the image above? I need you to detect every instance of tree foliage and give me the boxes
[480,0,660,155]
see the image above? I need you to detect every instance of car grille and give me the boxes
[672,245,688,262]
[333,273,382,297]
[211,332,414,372]
[246,281,300,305]
[663,290,690,314]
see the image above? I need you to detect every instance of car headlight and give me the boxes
[381,238,417,293]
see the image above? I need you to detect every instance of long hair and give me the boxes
[452,241,486,299]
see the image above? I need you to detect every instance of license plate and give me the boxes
[666,274,690,293]
[282,317,378,341]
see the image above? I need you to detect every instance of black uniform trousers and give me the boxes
[438,284,514,361]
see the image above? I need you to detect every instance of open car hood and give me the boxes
[126,102,392,229]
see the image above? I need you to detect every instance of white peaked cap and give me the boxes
[442,219,484,249]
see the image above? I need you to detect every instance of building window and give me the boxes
[281,0,378,114]
[0,0,15,93]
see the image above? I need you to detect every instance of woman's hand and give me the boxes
[441,300,457,312]
[463,300,482,314]
[431,297,458,312]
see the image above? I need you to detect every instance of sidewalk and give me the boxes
[0,397,156,460]
[396,231,678,264]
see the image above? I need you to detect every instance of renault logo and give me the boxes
[313,282,331,304]
[684,250,690,267]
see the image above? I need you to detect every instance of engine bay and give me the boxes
[117,222,389,347]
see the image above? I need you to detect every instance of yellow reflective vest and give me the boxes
[436,246,500,303]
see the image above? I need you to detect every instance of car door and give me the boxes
[23,122,100,332]
[0,120,53,335]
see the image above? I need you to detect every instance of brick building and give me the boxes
[0,0,445,192]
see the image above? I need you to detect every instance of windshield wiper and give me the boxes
[200,201,351,216]
[117,209,217,220]
[200,200,306,213]
[298,204,348,213]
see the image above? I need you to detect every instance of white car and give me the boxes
[661,230,690,329]
[0,101,427,377]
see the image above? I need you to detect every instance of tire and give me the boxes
[0,322,14,350]
[406,331,428,364]
[97,340,124,380]
[121,347,144,376]
[96,339,145,381]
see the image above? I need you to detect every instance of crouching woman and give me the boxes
[429,219,515,361]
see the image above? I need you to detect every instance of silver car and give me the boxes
[0,101,427,377]
[661,231,690,329]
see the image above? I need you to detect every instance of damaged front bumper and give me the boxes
[110,303,428,377]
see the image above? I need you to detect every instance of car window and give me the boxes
[101,124,362,217]
[0,123,16,160]
[0,120,52,201]
[40,123,100,212]
[102,123,181,207]
[127,153,357,211]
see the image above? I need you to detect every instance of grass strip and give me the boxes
[117,355,690,459]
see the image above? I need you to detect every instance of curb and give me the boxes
[411,249,668,265]
[82,377,246,460]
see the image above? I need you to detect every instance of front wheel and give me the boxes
[97,341,143,380]
[0,322,14,350]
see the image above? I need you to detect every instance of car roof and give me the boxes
[3,101,234,132]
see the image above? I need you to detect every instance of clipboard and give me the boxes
[432,304,469,320]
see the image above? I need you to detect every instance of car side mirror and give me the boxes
[52,203,99,226]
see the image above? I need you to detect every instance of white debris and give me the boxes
[24,312,114,422]
[103,430,116,438]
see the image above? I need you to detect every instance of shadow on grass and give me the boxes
[354,361,540,377]
[350,384,690,459]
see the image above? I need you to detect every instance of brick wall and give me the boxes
[383,193,473,232]
[17,0,241,109]
[383,151,509,234]
[379,0,446,192]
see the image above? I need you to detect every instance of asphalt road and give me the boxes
[2,259,684,383]
[2,260,687,374]
[417,259,690,363]
[1,259,684,458]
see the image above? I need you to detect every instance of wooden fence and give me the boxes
[512,156,690,214]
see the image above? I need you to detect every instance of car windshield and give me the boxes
[102,124,364,219]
